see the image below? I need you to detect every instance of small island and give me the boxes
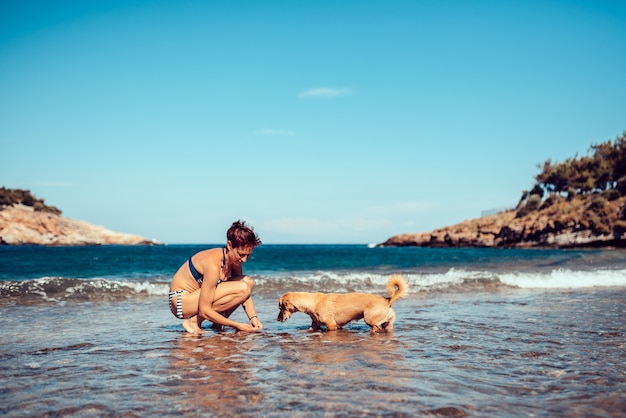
[380,132,626,248]
[0,188,160,246]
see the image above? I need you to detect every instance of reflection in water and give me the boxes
[165,332,266,415]
[272,329,417,416]
[152,290,626,417]
[161,327,415,416]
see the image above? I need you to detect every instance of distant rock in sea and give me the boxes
[379,195,626,249]
[0,204,160,246]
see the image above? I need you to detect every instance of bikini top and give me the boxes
[188,247,227,286]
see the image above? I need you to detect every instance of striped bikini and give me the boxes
[169,290,186,319]
[168,247,227,319]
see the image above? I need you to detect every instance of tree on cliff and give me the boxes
[533,132,626,198]
[514,132,626,239]
[0,187,62,215]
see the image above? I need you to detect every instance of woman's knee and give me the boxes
[242,275,254,289]
[227,277,253,299]
[238,276,253,298]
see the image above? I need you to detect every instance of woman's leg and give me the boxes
[202,276,254,329]
[169,289,203,334]
[212,276,253,311]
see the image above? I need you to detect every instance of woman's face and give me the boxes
[233,245,253,263]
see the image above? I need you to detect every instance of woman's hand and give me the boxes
[250,316,263,330]
[237,322,262,332]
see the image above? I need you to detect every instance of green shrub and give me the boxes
[614,220,626,236]
[540,193,562,210]
[516,194,542,218]
[566,187,577,201]
[589,196,607,211]
[0,187,62,215]
[589,215,611,235]
[617,176,626,195]
[601,188,621,201]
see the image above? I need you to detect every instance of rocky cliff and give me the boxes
[0,204,160,246]
[380,195,626,248]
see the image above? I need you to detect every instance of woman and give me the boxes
[169,220,263,334]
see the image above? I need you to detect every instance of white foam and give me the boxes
[121,281,169,295]
[499,269,626,289]
[283,268,626,291]
[408,268,494,288]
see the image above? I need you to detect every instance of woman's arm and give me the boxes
[197,282,240,329]
[242,297,263,329]
[196,251,256,331]
[231,260,262,329]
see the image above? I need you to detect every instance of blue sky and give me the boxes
[1,0,625,244]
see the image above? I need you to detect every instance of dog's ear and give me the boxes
[278,295,294,312]
[285,300,296,312]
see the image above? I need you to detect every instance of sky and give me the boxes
[1,0,625,244]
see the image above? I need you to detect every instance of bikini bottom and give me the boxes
[169,280,225,320]
[168,290,187,319]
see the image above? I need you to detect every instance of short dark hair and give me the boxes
[227,220,262,248]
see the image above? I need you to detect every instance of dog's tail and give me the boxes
[386,274,408,305]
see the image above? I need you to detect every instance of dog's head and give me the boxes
[277,293,298,322]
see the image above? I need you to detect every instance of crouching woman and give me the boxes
[168,220,263,334]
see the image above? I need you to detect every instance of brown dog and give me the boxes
[277,274,408,332]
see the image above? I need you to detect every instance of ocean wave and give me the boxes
[254,269,513,295]
[257,268,626,294]
[499,268,626,289]
[0,277,167,306]
[3,268,624,306]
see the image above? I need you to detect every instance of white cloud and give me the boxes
[298,87,352,98]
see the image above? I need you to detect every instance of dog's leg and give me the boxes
[364,309,385,332]
[310,318,322,331]
[381,320,394,331]
[370,324,383,333]
[381,309,396,332]
[366,308,396,333]
[324,319,339,331]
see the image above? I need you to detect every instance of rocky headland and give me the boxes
[380,133,626,249]
[380,195,626,248]
[0,188,159,246]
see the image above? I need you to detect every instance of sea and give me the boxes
[1,244,625,417]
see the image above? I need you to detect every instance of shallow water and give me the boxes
[1,287,625,417]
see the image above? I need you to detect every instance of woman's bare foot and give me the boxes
[182,318,204,334]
